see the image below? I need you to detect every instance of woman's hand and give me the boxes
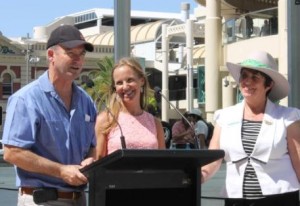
[80,157,95,168]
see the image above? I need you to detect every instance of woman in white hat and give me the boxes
[188,108,209,149]
[201,51,300,205]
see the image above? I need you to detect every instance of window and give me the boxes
[197,66,205,103]
[2,73,12,95]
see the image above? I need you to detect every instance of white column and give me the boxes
[278,0,288,106]
[222,77,236,108]
[161,24,169,122]
[185,19,194,111]
[205,0,222,121]
[181,2,190,22]
[178,44,184,64]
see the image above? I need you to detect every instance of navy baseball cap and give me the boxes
[46,25,94,52]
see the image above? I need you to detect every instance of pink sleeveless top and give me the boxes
[107,111,158,154]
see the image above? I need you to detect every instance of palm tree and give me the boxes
[83,56,114,110]
[83,56,158,113]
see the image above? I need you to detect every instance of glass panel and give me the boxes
[237,89,244,103]
[197,66,205,103]
[223,7,278,44]
[169,75,186,101]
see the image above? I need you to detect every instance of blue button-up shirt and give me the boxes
[2,71,97,191]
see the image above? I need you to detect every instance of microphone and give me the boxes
[85,79,126,149]
[154,86,200,149]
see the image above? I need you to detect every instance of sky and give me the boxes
[0,0,199,38]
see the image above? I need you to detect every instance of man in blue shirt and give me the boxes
[2,25,97,206]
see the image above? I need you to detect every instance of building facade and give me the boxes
[1,1,298,141]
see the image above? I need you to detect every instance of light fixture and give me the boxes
[223,76,229,87]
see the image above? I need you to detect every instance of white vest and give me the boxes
[215,99,300,198]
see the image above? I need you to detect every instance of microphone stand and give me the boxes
[85,80,126,149]
[104,106,127,149]
[155,87,200,149]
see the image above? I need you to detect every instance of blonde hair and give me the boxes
[101,57,151,134]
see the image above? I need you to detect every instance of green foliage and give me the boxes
[82,56,114,110]
[82,56,158,112]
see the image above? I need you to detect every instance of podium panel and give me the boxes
[81,149,224,206]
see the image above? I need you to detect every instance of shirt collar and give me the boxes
[38,71,80,104]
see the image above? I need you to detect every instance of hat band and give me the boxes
[240,59,270,69]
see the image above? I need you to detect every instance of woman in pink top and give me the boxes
[95,57,165,159]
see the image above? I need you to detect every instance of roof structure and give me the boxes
[85,19,185,46]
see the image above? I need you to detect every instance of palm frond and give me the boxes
[81,56,114,110]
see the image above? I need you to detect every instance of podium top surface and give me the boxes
[81,149,224,174]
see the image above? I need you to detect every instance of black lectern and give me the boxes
[81,149,224,206]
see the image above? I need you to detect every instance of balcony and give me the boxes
[223,7,278,44]
[221,7,280,62]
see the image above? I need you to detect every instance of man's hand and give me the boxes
[60,165,88,186]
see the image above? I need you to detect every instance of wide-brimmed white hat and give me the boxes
[188,109,202,117]
[226,51,289,101]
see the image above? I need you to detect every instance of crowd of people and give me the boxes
[1,24,299,206]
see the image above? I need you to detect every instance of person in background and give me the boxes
[188,109,208,149]
[260,20,270,36]
[171,112,195,149]
[2,25,97,206]
[245,15,253,38]
[146,104,172,148]
[95,57,165,159]
[201,51,300,206]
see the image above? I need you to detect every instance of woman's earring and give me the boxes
[141,86,144,93]
[115,93,121,101]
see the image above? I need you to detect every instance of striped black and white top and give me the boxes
[241,119,264,199]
